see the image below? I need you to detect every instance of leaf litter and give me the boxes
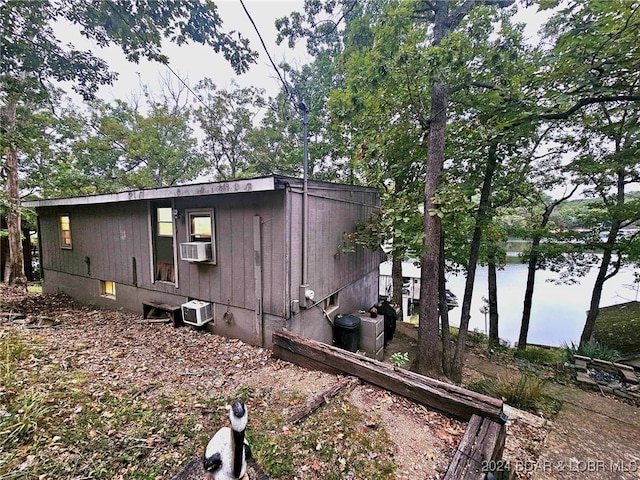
[1,286,548,479]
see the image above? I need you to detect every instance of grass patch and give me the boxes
[562,340,620,363]
[0,330,398,480]
[593,301,640,357]
[0,331,222,478]
[514,346,564,366]
[468,374,556,414]
[248,393,396,479]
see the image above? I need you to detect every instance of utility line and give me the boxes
[238,0,296,105]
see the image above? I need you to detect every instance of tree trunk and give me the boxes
[580,165,627,346]
[439,228,452,377]
[451,142,498,381]
[580,228,618,346]
[517,239,539,350]
[415,0,513,378]
[416,0,450,379]
[392,256,404,322]
[487,249,499,348]
[2,100,27,288]
[417,80,448,378]
[518,188,576,350]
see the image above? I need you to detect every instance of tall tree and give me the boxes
[72,97,204,191]
[515,183,578,350]
[412,0,515,377]
[539,0,640,346]
[569,104,640,346]
[194,79,266,180]
[0,0,257,286]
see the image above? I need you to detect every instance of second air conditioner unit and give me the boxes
[180,242,212,262]
[181,300,213,327]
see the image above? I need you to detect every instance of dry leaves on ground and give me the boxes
[0,286,549,479]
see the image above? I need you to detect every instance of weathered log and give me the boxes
[272,329,504,422]
[287,377,360,424]
[444,414,508,480]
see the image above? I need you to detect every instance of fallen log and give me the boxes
[287,377,360,424]
[272,329,504,422]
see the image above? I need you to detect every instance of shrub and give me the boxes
[514,346,563,365]
[562,341,619,364]
[468,374,546,411]
[467,329,488,347]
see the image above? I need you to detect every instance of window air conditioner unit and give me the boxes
[180,242,212,262]
[181,300,213,327]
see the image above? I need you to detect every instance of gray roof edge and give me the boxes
[23,175,379,208]
[23,176,278,208]
[274,175,379,193]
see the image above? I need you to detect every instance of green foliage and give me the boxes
[1,393,50,450]
[68,98,206,193]
[1,331,30,395]
[467,329,489,348]
[514,347,564,366]
[390,352,409,368]
[562,341,620,364]
[194,79,266,181]
[1,0,256,100]
[468,374,547,411]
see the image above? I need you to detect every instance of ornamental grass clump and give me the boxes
[468,374,546,412]
[562,341,619,364]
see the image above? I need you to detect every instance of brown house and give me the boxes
[24,175,383,348]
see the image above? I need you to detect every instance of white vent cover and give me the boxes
[180,242,212,262]
[181,300,213,327]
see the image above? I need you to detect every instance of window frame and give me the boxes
[59,214,72,249]
[185,209,217,265]
[100,280,116,299]
[323,292,340,315]
[156,207,174,237]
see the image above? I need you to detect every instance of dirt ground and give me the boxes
[384,321,640,480]
[0,288,569,479]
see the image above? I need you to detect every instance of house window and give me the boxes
[152,203,175,283]
[100,280,116,299]
[189,212,213,241]
[324,292,339,312]
[59,215,72,249]
[157,207,173,237]
[187,210,217,263]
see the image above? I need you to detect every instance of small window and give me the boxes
[157,207,173,237]
[189,212,212,241]
[186,210,216,264]
[324,292,339,312]
[100,280,116,299]
[59,215,72,249]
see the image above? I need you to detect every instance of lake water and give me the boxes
[444,260,639,347]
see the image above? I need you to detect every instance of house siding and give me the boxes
[31,176,382,348]
[288,183,383,313]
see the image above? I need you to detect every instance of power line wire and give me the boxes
[238,0,296,106]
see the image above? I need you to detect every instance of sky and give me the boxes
[62,0,311,104]
[60,0,551,106]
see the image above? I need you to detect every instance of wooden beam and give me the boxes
[272,330,504,422]
[444,414,508,479]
